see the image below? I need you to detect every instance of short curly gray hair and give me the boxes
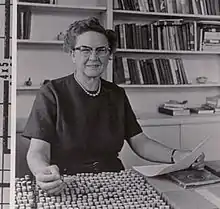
[63,17,117,54]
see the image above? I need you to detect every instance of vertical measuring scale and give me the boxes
[0,0,11,208]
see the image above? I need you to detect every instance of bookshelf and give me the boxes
[16,85,40,91]
[17,2,106,13]
[113,10,220,21]
[16,0,220,168]
[17,39,63,45]
[111,0,220,163]
[16,0,220,114]
[119,83,220,88]
[116,48,220,55]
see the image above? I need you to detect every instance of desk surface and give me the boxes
[15,169,220,209]
[147,176,220,209]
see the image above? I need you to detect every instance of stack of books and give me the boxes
[206,95,220,113]
[158,100,190,116]
[197,21,220,52]
[189,104,214,114]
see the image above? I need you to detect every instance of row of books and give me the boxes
[115,21,194,50]
[113,0,220,15]
[17,9,32,39]
[113,57,188,85]
[19,0,56,3]
[197,22,220,51]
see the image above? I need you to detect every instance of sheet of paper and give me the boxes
[133,138,209,177]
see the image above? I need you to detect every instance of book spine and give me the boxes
[148,0,155,11]
[17,9,22,39]
[149,59,158,84]
[136,60,144,84]
[131,24,138,49]
[176,0,182,13]
[131,59,141,84]
[122,57,131,84]
[133,0,141,10]
[138,0,145,11]
[152,59,161,84]
[113,0,120,9]
[113,57,126,84]
[139,59,148,84]
[119,24,125,48]
[115,25,120,48]
[145,59,154,84]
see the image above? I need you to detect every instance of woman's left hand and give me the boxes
[173,150,205,170]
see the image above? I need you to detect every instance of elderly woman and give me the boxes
[23,17,205,195]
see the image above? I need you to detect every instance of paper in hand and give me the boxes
[133,138,209,177]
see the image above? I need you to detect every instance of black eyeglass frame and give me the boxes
[72,45,111,57]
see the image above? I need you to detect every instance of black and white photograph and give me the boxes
[12,0,220,208]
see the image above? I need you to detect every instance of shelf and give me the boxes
[17,43,220,54]
[17,2,106,13]
[113,10,220,21]
[17,86,40,91]
[17,84,220,91]
[136,111,220,126]
[17,39,63,45]
[17,41,220,54]
[119,84,220,88]
[116,49,220,55]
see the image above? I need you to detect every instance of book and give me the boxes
[163,99,188,108]
[168,168,220,188]
[158,106,190,116]
[205,161,220,177]
[17,9,22,39]
[113,56,126,84]
[189,106,214,114]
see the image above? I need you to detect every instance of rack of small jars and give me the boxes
[15,169,174,209]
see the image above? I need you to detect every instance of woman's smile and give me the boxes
[86,64,100,68]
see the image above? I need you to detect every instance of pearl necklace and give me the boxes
[74,75,101,97]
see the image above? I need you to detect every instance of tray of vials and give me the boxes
[15,169,174,209]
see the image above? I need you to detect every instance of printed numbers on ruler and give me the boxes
[0,58,11,82]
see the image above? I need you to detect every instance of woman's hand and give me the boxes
[191,152,205,170]
[173,150,205,170]
[36,165,66,195]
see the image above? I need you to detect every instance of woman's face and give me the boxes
[72,31,111,79]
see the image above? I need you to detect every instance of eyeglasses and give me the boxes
[73,45,110,57]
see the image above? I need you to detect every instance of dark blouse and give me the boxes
[22,74,142,174]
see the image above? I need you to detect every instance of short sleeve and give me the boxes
[22,83,57,143]
[123,90,142,140]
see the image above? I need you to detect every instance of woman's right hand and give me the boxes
[35,165,65,195]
